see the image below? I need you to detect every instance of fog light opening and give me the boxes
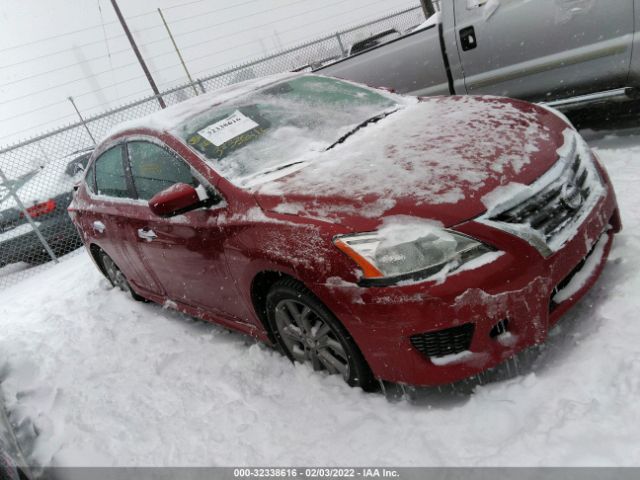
[489,319,510,339]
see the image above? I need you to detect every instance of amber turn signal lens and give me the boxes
[334,239,384,279]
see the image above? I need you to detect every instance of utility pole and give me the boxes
[110,0,166,109]
[420,0,436,18]
[157,8,198,96]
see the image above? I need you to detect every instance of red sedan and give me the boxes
[69,74,620,389]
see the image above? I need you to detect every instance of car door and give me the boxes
[451,0,635,101]
[90,144,162,295]
[123,139,247,320]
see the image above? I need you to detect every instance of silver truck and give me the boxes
[318,0,640,110]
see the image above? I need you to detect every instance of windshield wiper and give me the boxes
[247,108,399,180]
[251,160,307,179]
[325,108,399,151]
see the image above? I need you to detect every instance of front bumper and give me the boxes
[312,180,620,387]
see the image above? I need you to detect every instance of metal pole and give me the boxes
[68,97,97,146]
[420,0,436,18]
[197,79,207,94]
[335,32,347,57]
[158,8,199,97]
[110,0,166,109]
[0,167,59,264]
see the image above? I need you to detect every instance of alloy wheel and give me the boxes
[273,298,350,381]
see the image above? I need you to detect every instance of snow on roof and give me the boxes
[106,72,299,139]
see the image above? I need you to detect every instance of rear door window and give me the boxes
[94,146,130,198]
[126,141,198,201]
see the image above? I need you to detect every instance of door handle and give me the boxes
[92,221,106,233]
[137,228,157,241]
[460,26,477,51]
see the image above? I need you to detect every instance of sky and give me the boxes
[0,0,422,147]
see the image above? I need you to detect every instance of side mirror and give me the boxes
[148,183,201,217]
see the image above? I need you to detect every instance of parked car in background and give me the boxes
[318,0,640,111]
[0,147,93,268]
[70,73,620,389]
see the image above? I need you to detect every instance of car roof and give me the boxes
[106,72,301,140]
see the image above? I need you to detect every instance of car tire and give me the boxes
[266,278,375,391]
[98,251,146,302]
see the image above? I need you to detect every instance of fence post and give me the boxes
[111,0,166,109]
[0,167,59,264]
[335,32,347,57]
[197,79,207,94]
[68,97,97,146]
[158,8,199,97]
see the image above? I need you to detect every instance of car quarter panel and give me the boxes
[219,205,353,325]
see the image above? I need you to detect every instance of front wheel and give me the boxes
[266,278,375,391]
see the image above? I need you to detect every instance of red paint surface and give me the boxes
[69,93,621,387]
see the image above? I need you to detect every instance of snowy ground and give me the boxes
[0,127,639,467]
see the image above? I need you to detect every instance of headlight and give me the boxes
[334,221,493,285]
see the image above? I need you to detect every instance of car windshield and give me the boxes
[175,75,400,185]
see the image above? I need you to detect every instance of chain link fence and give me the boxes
[0,4,428,289]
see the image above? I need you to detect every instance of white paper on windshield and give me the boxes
[197,110,259,146]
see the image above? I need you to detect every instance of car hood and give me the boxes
[252,96,570,231]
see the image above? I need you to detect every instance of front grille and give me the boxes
[480,131,605,257]
[494,155,590,242]
[410,323,475,358]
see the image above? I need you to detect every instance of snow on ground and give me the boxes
[0,128,640,467]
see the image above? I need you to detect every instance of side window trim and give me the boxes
[122,144,138,200]
[84,160,97,193]
[125,139,223,205]
[89,143,140,201]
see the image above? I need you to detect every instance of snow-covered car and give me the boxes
[0,148,93,268]
[69,73,620,389]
